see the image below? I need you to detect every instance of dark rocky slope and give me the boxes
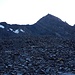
[0,14,75,75]
[0,36,75,75]
[0,14,75,39]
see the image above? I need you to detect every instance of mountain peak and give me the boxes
[45,14,62,21]
[36,14,63,26]
[45,13,54,17]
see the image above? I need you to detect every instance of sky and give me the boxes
[0,0,75,26]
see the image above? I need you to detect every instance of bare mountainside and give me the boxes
[0,14,75,75]
[0,14,75,39]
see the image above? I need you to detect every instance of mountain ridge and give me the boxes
[0,14,75,39]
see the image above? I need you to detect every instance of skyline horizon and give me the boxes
[0,13,74,26]
[0,0,75,26]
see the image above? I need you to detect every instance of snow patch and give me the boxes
[0,25,5,28]
[13,29,19,34]
[8,28,20,34]
[9,28,13,31]
[20,29,25,32]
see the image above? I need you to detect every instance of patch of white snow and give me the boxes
[9,28,13,31]
[20,29,25,32]
[0,25,5,28]
[13,29,19,34]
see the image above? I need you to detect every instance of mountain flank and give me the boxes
[0,14,75,39]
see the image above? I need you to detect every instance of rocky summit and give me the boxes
[0,14,75,75]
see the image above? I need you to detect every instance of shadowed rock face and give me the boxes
[0,14,75,39]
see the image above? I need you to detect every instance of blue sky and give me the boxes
[0,0,75,26]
